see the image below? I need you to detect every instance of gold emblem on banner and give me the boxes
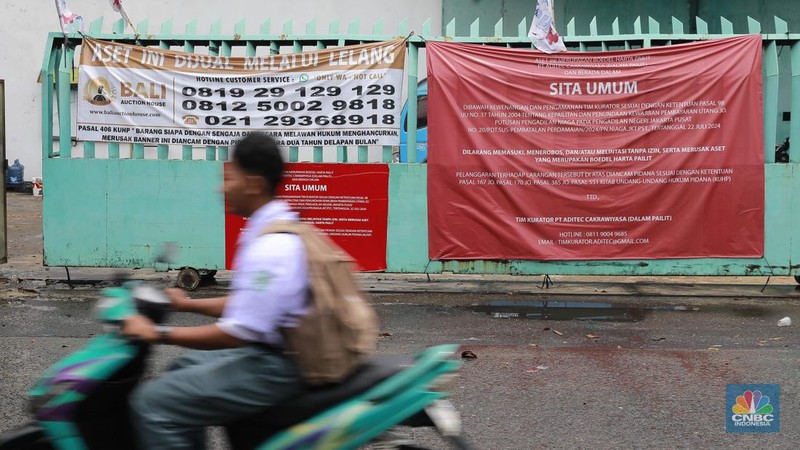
[84,77,115,106]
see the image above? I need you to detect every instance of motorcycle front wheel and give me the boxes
[0,423,54,450]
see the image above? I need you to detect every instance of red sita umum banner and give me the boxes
[427,35,764,260]
[225,163,389,271]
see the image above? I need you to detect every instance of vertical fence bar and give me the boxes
[112,18,125,34]
[422,18,432,36]
[329,19,340,35]
[764,38,779,162]
[790,41,800,162]
[378,19,393,163]
[56,44,73,158]
[347,19,360,43]
[357,144,368,163]
[83,20,103,159]
[589,17,598,36]
[672,17,684,34]
[788,40,800,162]
[696,17,708,35]
[310,21,328,163]
[83,141,95,159]
[330,17,347,163]
[108,141,120,159]
[577,17,587,51]
[747,17,761,34]
[157,19,173,160]
[470,19,480,38]
[775,16,789,34]
[446,18,456,38]
[132,143,145,159]
[357,19,369,163]
[634,17,651,48]
[494,18,503,39]
[381,145,393,163]
[205,20,222,161]
[88,17,103,35]
[406,41,419,163]
[110,4,126,168]
[281,20,299,163]
[329,29,352,164]
[218,21,245,163]
[612,18,629,50]
[109,19,124,159]
[137,19,150,36]
[338,146,349,163]
[649,17,660,34]
[720,17,733,35]
[396,18,408,37]
[373,18,385,36]
[181,19,197,161]
[518,18,528,48]
[41,40,57,159]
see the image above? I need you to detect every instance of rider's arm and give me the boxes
[164,323,246,349]
[121,315,247,349]
[168,288,228,318]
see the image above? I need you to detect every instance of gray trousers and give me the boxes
[129,345,303,450]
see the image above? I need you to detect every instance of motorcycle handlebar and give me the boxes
[96,283,172,325]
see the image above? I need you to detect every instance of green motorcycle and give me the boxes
[0,281,470,450]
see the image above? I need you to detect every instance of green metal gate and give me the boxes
[41,14,800,277]
[1,80,6,264]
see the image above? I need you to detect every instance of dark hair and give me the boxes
[232,132,284,195]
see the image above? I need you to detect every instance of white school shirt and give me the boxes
[217,200,309,346]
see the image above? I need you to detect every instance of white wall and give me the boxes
[0,0,441,179]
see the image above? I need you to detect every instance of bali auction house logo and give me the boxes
[726,384,780,433]
[83,77,116,106]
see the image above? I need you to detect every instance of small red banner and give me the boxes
[427,35,764,260]
[225,163,389,271]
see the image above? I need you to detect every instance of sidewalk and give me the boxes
[3,191,800,299]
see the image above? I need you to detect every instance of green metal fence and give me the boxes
[41,15,800,277]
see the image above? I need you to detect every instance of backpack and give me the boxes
[264,220,378,385]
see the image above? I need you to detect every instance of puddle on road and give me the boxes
[469,301,653,322]
[468,301,773,322]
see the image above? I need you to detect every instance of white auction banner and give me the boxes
[76,38,406,147]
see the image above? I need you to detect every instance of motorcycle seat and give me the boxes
[225,354,414,448]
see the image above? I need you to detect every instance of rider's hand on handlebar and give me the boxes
[121,315,158,342]
[165,288,191,312]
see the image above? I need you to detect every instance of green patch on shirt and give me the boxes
[252,271,274,291]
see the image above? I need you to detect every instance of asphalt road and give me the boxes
[1,192,799,448]
[0,290,797,449]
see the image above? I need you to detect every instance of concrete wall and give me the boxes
[0,0,442,181]
[43,159,800,276]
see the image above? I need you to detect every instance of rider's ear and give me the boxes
[244,175,268,196]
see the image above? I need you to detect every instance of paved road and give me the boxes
[2,192,799,447]
[0,290,797,449]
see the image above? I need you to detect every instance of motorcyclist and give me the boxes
[121,132,310,449]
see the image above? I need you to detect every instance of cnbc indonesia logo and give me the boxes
[727,385,780,433]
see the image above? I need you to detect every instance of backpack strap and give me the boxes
[261,220,354,264]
